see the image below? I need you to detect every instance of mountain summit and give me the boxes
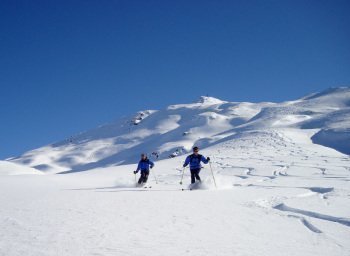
[197,96,226,104]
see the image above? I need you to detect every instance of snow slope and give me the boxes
[1,128,349,256]
[1,87,350,256]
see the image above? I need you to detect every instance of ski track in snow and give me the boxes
[287,214,323,233]
[274,203,350,227]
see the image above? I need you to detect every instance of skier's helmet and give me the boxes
[193,146,199,152]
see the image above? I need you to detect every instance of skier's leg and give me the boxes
[190,169,196,184]
[138,172,144,184]
[143,171,149,183]
[195,169,201,182]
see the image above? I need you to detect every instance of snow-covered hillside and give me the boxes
[1,87,350,256]
[0,161,43,175]
[7,87,350,173]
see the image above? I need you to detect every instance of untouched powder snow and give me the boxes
[1,87,350,255]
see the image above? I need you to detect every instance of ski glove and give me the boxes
[134,171,138,174]
[207,157,210,161]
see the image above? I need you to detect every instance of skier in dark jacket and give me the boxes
[134,153,155,184]
[183,146,210,184]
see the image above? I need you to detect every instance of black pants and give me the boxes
[138,170,149,184]
[190,168,201,184]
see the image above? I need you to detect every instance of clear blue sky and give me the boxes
[1,0,349,159]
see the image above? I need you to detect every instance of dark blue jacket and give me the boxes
[183,154,208,170]
[135,158,154,173]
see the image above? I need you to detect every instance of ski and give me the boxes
[135,183,152,188]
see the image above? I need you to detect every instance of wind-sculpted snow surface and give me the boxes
[311,128,350,155]
[1,88,350,255]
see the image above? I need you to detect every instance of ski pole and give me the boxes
[179,167,186,185]
[134,173,137,183]
[209,162,217,188]
[151,168,158,184]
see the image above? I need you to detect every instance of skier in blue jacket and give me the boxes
[183,146,210,184]
[134,153,155,184]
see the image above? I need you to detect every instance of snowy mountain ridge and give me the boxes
[7,87,350,174]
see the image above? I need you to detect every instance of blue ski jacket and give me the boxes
[135,158,154,173]
[183,154,209,170]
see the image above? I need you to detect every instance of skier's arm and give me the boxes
[201,155,209,164]
[149,160,155,169]
[135,162,141,173]
[183,156,190,167]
